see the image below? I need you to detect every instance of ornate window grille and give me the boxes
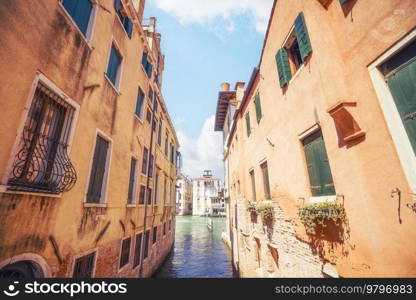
[8,82,77,194]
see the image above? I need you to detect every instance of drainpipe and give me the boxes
[139,98,156,278]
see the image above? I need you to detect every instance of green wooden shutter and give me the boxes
[294,12,312,62]
[245,112,251,137]
[339,0,348,4]
[254,93,262,123]
[303,131,335,197]
[387,58,416,155]
[315,136,336,196]
[304,140,321,196]
[275,48,292,88]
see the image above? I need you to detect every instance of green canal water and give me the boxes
[153,216,235,278]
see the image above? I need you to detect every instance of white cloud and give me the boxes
[173,116,185,126]
[151,0,274,34]
[177,115,224,179]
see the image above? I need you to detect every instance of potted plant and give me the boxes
[247,201,257,213]
[298,201,348,235]
[256,200,275,223]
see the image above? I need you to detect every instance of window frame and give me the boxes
[2,74,80,195]
[114,0,133,39]
[127,157,138,206]
[84,130,113,207]
[368,29,416,193]
[260,161,271,200]
[299,125,336,203]
[135,86,145,121]
[118,236,132,271]
[71,250,97,278]
[105,39,124,92]
[133,232,143,269]
[58,0,98,46]
[138,184,146,206]
[152,226,158,245]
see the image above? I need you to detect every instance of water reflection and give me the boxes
[153,216,234,278]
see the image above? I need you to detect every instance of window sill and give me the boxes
[308,195,336,204]
[0,185,62,198]
[134,114,144,124]
[104,75,121,95]
[84,203,108,208]
[288,63,305,86]
[126,204,137,208]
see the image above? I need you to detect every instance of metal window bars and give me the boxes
[8,82,77,194]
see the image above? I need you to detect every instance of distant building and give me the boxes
[176,173,193,215]
[192,171,224,216]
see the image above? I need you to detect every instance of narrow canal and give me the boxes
[153,216,234,278]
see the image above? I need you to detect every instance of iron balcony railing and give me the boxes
[8,82,77,194]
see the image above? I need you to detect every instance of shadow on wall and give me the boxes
[309,219,353,262]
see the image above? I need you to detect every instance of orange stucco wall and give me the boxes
[0,0,178,278]
[225,0,416,277]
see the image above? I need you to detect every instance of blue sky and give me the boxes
[144,0,274,178]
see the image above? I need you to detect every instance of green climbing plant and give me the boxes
[298,202,348,235]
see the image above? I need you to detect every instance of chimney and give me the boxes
[235,82,245,102]
[220,82,230,92]
[149,17,156,32]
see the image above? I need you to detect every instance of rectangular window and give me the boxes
[163,222,166,236]
[73,252,95,278]
[170,144,175,164]
[133,233,142,268]
[154,173,159,205]
[254,92,262,123]
[261,162,271,200]
[147,187,152,205]
[148,86,154,104]
[8,82,77,194]
[106,44,122,88]
[61,0,93,36]
[245,112,251,137]
[157,122,162,146]
[139,185,146,205]
[114,0,133,38]
[146,109,152,124]
[303,130,336,197]
[276,12,312,88]
[143,230,150,259]
[165,133,169,156]
[141,51,153,78]
[149,154,154,178]
[249,170,256,202]
[163,177,167,205]
[127,158,137,204]
[142,147,148,175]
[119,237,131,268]
[135,87,145,118]
[152,227,157,244]
[86,135,110,204]
[169,220,172,231]
[152,118,157,133]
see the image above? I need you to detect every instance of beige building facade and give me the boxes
[216,0,416,277]
[0,0,179,278]
[176,173,193,216]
